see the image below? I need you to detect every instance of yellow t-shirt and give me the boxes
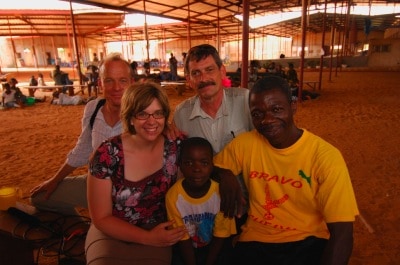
[214,129,359,243]
[166,179,236,247]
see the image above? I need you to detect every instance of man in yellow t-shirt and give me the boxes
[214,75,359,265]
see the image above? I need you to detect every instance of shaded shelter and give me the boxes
[0,0,399,89]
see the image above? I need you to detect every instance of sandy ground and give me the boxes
[1,69,400,264]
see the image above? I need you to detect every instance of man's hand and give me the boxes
[163,121,187,140]
[214,167,244,218]
[30,178,59,200]
[30,163,76,200]
[321,222,354,265]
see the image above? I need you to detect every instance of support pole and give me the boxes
[30,30,38,69]
[343,0,352,56]
[217,0,221,52]
[65,16,73,75]
[143,0,150,62]
[51,37,57,66]
[336,0,345,77]
[69,0,82,87]
[328,1,337,82]
[318,0,328,91]
[7,17,18,70]
[240,0,249,89]
[187,0,191,49]
[298,0,308,101]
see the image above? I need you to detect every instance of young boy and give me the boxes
[166,137,236,265]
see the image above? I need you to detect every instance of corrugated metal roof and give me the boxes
[0,0,398,42]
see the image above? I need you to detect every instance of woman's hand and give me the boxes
[145,220,186,247]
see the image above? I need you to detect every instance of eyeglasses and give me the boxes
[134,110,165,120]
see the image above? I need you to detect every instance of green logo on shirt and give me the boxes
[299,170,311,185]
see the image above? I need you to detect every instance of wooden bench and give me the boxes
[303,80,320,91]
[20,85,87,97]
[160,81,187,96]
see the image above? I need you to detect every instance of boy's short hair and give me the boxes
[179,137,214,164]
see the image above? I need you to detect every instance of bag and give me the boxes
[90,99,106,129]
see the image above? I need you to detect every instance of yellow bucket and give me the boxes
[0,187,21,211]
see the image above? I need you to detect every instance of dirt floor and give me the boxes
[1,68,399,264]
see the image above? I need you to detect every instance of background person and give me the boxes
[51,65,64,86]
[85,82,186,265]
[50,90,85,105]
[286,63,320,101]
[86,64,99,97]
[214,75,359,265]
[92,52,99,66]
[286,62,299,98]
[28,75,39,96]
[130,60,138,76]
[29,75,38,86]
[9,78,26,107]
[37,73,46,86]
[2,82,20,108]
[169,53,178,81]
[30,53,135,216]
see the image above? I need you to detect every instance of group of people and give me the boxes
[29,44,359,265]
[29,73,46,87]
[1,77,47,109]
[1,72,85,109]
[255,62,320,101]
[285,62,321,101]
[2,78,25,108]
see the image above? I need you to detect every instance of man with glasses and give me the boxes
[30,53,135,216]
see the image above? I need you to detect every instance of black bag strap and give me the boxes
[90,98,106,129]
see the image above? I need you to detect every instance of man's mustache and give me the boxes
[198,81,216,89]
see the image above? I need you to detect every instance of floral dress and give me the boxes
[89,135,180,228]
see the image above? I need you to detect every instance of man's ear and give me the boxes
[220,64,227,78]
[186,74,196,90]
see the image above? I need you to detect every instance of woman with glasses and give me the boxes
[85,82,186,265]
